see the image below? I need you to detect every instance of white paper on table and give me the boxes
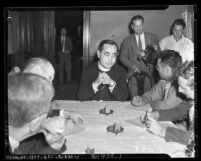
[65,119,86,136]
[126,117,177,129]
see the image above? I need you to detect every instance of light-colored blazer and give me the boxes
[141,79,183,110]
[120,32,159,73]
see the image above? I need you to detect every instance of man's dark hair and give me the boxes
[172,18,186,29]
[98,39,119,53]
[130,15,144,24]
[158,50,182,79]
[170,18,186,34]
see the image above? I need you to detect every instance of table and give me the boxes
[53,101,187,157]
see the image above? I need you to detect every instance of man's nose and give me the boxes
[108,55,113,62]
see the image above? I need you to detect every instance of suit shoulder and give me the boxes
[113,64,127,73]
[82,62,97,72]
[122,35,134,42]
[146,32,158,38]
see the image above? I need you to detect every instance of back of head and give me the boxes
[8,73,55,128]
[22,57,55,82]
[159,50,182,79]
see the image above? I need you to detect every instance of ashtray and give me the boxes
[85,147,95,154]
[106,122,124,135]
[99,106,113,116]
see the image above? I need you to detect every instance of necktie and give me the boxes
[164,82,171,100]
[62,36,65,52]
[138,35,143,51]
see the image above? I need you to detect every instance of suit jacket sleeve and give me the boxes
[18,132,66,154]
[110,66,128,101]
[157,101,191,122]
[67,37,73,53]
[142,80,183,110]
[165,127,191,145]
[151,87,183,110]
[141,80,165,104]
[77,68,97,101]
[120,39,134,69]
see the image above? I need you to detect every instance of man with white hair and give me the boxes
[8,73,66,154]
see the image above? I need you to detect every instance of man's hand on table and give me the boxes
[132,96,146,107]
[41,116,66,150]
[140,110,159,120]
[48,101,84,125]
[145,116,166,138]
[63,110,84,124]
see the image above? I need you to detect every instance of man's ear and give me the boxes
[131,24,134,30]
[29,114,46,134]
[97,50,100,58]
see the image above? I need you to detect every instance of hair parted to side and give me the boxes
[98,39,119,53]
[172,18,186,29]
[170,18,186,35]
[22,57,55,82]
[130,15,144,24]
[158,50,182,79]
[8,73,55,127]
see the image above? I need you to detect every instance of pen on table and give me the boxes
[144,110,148,121]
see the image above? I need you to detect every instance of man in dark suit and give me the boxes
[77,39,128,101]
[56,28,73,84]
[120,15,160,98]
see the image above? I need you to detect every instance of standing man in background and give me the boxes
[159,18,194,63]
[56,28,73,85]
[120,15,160,98]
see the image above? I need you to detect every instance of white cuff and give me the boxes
[59,109,65,117]
[92,82,99,93]
[109,81,116,93]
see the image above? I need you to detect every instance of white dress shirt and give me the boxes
[9,136,19,153]
[135,32,145,50]
[159,35,194,62]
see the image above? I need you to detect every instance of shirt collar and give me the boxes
[98,61,110,72]
[9,136,19,152]
[171,35,184,42]
[135,32,144,39]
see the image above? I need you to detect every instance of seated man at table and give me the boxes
[144,61,195,157]
[22,57,84,123]
[8,73,66,154]
[9,58,83,154]
[77,39,128,101]
[132,50,183,110]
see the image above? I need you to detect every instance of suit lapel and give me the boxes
[131,34,138,49]
[144,32,147,47]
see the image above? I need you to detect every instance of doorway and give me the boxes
[55,11,83,82]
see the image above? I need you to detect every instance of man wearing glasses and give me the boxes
[77,39,128,101]
[159,18,194,63]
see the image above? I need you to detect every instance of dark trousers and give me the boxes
[128,62,155,98]
[58,52,72,83]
